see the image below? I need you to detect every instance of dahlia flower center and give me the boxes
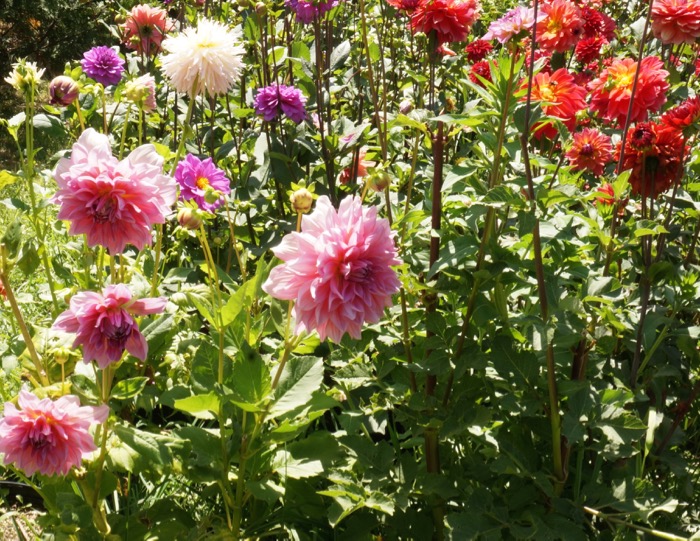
[342,259,373,283]
[28,418,53,449]
[580,143,595,156]
[616,71,634,88]
[631,127,655,149]
[196,176,210,190]
[100,312,135,351]
[91,194,119,223]
[540,85,556,102]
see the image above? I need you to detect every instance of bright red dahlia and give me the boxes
[410,0,481,45]
[469,60,492,86]
[660,96,700,135]
[537,0,584,53]
[575,36,605,64]
[651,0,700,45]
[566,128,613,176]
[464,39,493,62]
[588,56,669,127]
[618,121,685,198]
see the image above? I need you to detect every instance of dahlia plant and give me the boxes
[0,0,699,538]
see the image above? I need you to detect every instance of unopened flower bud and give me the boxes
[54,347,72,365]
[124,74,157,112]
[290,188,313,214]
[238,0,252,7]
[255,2,267,15]
[399,99,414,114]
[369,171,391,192]
[204,187,223,205]
[49,75,80,106]
[177,207,203,230]
[114,13,127,24]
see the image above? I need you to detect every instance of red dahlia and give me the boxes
[410,0,481,45]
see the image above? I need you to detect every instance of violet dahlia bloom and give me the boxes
[81,46,125,86]
[254,84,307,123]
[52,128,177,254]
[0,390,108,477]
[285,0,338,24]
[174,154,231,211]
[54,284,167,368]
[263,196,401,342]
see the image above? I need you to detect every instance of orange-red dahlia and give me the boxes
[651,0,700,45]
[524,68,587,138]
[566,128,613,176]
[588,56,669,127]
[660,96,700,135]
[594,183,615,205]
[410,0,481,45]
[618,121,685,198]
[536,0,584,53]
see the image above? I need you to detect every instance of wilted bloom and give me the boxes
[5,60,45,96]
[594,183,615,205]
[52,128,176,254]
[660,95,700,135]
[174,154,230,211]
[122,4,173,56]
[651,0,700,44]
[566,128,613,176]
[525,68,587,139]
[124,74,157,112]
[254,84,307,123]
[410,0,481,45]
[81,46,125,86]
[49,76,80,106]
[588,56,669,127]
[464,39,492,62]
[0,390,108,476]
[618,121,685,197]
[536,0,583,53]
[160,18,245,97]
[483,6,541,44]
[54,284,166,368]
[469,60,492,86]
[263,196,401,342]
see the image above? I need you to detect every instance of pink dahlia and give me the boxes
[0,390,108,477]
[651,0,700,44]
[588,56,669,127]
[54,284,167,368]
[263,196,401,342]
[410,0,481,46]
[174,154,231,211]
[122,4,173,56]
[52,128,177,254]
[483,6,542,44]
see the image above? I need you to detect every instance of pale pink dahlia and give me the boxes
[54,284,167,368]
[263,196,401,342]
[52,129,177,254]
[483,6,542,44]
[0,390,108,477]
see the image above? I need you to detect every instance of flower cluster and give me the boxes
[254,84,308,123]
[263,196,401,342]
[0,391,108,477]
[52,128,176,254]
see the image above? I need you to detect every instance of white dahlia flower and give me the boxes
[160,18,245,97]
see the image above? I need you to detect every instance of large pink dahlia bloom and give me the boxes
[52,129,176,254]
[0,390,108,476]
[54,284,167,368]
[263,196,401,342]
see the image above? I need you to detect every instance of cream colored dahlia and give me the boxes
[160,18,245,97]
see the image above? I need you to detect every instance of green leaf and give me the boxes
[141,313,176,360]
[173,392,220,419]
[110,377,149,400]
[16,241,40,276]
[229,344,271,412]
[109,423,176,474]
[1,220,21,258]
[490,336,539,387]
[270,356,324,418]
[330,40,351,71]
[0,170,19,191]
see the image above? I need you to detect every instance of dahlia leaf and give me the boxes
[270,356,324,418]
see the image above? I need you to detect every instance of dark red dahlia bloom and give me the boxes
[464,39,492,62]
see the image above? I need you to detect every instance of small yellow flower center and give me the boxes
[540,86,555,102]
[196,176,210,190]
